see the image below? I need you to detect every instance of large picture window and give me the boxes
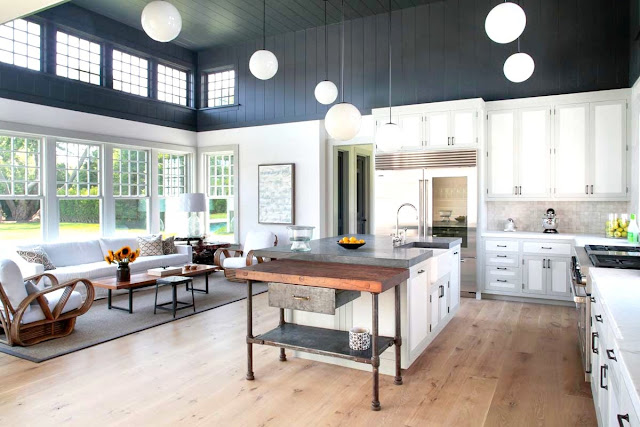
[207,152,234,242]
[158,153,187,235]
[56,31,101,85]
[113,148,148,235]
[56,141,101,239]
[0,19,41,71]
[0,135,42,241]
[157,64,187,106]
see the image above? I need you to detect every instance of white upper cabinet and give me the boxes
[554,103,589,198]
[426,112,450,147]
[487,111,517,197]
[591,101,627,198]
[519,108,551,198]
[451,110,476,146]
[398,113,424,149]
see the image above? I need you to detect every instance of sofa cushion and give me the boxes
[38,240,104,267]
[137,235,163,256]
[163,236,177,255]
[130,254,189,272]
[223,256,258,269]
[48,261,116,284]
[20,288,82,324]
[0,259,29,312]
[99,237,139,256]
[24,280,47,307]
[16,247,56,271]
[244,230,275,254]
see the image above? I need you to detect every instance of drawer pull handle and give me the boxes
[541,246,552,250]
[418,269,425,274]
[496,255,507,258]
[592,332,599,354]
[595,314,603,323]
[497,245,507,248]
[590,297,596,303]
[497,267,507,270]
[606,349,617,361]
[292,295,310,301]
[600,364,608,390]
[496,279,507,283]
[618,414,630,426]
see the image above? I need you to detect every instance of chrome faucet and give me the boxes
[393,203,418,246]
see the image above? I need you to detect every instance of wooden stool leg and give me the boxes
[246,280,255,380]
[279,308,287,361]
[394,285,403,385]
[371,292,381,411]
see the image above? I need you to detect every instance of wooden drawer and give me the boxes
[486,252,519,267]
[522,241,571,255]
[268,283,360,315]
[485,267,521,293]
[485,239,519,253]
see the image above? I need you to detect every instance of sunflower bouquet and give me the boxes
[104,246,141,265]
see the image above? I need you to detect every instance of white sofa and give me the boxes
[4,237,192,299]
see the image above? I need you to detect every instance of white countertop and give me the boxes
[482,231,639,247]
[589,268,640,417]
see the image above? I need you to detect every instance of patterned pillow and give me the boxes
[163,236,177,255]
[25,280,48,306]
[137,235,163,257]
[17,247,56,271]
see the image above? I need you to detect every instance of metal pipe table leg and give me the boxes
[279,308,287,361]
[108,289,112,309]
[371,292,381,411]
[172,284,177,318]
[128,289,133,313]
[394,285,403,385]
[246,280,255,380]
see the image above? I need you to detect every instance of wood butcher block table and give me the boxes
[236,259,409,411]
[92,265,221,313]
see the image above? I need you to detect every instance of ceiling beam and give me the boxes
[0,0,69,25]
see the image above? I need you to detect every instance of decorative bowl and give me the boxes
[337,241,366,250]
[287,225,315,252]
[455,216,466,223]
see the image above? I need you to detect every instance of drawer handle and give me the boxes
[600,364,608,390]
[418,269,425,274]
[590,297,596,303]
[496,267,507,270]
[496,255,507,258]
[618,414,630,426]
[606,349,617,361]
[292,295,310,301]
[497,245,507,248]
[595,314,603,323]
[592,332,599,354]
[496,279,507,283]
[541,246,552,250]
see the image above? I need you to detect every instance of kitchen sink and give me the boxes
[397,242,434,249]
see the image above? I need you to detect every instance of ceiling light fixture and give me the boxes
[314,0,338,105]
[375,0,403,152]
[141,1,182,43]
[504,38,535,83]
[485,1,526,44]
[324,0,361,141]
[249,0,278,80]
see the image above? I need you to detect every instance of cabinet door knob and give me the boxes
[618,414,630,425]
[418,269,425,274]
[595,314,603,323]
[606,349,617,361]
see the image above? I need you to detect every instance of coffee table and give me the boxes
[92,265,221,313]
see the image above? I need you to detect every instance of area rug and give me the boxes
[0,275,266,363]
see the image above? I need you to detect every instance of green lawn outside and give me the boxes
[209,213,227,220]
[0,222,146,241]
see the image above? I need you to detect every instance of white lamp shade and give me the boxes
[178,193,207,213]
[485,2,526,44]
[375,122,403,152]
[249,50,278,80]
[504,52,535,83]
[314,80,338,105]
[141,1,182,43]
[325,102,362,141]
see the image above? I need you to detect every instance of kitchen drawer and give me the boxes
[618,379,640,427]
[485,239,519,253]
[485,268,521,293]
[268,283,360,315]
[486,252,520,267]
[522,241,571,255]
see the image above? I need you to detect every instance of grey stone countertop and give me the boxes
[252,234,462,268]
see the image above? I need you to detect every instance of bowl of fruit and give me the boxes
[337,236,366,249]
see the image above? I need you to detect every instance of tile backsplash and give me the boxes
[487,201,631,234]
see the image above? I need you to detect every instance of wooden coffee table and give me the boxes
[92,265,221,313]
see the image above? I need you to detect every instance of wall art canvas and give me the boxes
[258,163,295,224]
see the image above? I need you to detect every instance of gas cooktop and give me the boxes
[584,245,640,269]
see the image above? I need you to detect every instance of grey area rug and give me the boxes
[0,275,266,363]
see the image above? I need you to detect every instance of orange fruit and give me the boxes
[349,237,357,243]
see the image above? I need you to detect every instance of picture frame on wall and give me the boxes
[258,163,295,225]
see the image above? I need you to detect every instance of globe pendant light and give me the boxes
[375,0,403,152]
[314,0,338,105]
[504,39,534,83]
[485,1,526,44]
[325,0,361,141]
[250,0,278,80]
[141,1,182,42]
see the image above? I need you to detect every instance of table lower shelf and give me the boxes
[251,323,395,364]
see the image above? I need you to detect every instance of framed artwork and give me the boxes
[258,163,295,224]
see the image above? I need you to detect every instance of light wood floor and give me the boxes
[0,294,596,426]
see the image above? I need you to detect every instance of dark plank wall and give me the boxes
[198,0,630,132]
[0,4,198,131]
[631,0,640,86]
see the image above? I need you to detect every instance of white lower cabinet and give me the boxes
[522,255,572,297]
[449,250,461,311]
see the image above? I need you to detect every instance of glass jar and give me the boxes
[605,213,629,239]
[605,213,617,238]
[287,225,315,252]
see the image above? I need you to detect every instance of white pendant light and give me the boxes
[504,39,534,83]
[141,1,182,43]
[375,0,403,152]
[315,0,338,105]
[324,0,361,141]
[485,2,526,44]
[250,0,278,80]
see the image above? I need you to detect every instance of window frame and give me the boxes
[54,29,102,86]
[204,66,237,109]
[157,62,189,107]
[111,48,150,98]
[112,146,150,235]
[0,18,42,72]
[202,147,238,243]
[55,140,102,198]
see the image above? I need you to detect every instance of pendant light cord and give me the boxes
[340,0,345,103]
[324,0,328,80]
[388,0,392,123]
[263,0,266,49]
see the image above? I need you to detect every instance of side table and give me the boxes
[154,276,196,318]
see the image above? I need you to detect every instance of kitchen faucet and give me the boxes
[393,203,418,246]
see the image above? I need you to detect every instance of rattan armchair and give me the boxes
[0,263,95,347]
[214,232,278,282]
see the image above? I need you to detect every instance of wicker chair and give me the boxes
[0,259,95,347]
[213,231,278,282]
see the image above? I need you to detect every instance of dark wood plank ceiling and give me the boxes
[70,0,441,51]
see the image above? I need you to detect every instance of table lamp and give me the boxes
[178,193,207,237]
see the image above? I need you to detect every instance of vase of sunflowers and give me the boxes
[104,246,141,282]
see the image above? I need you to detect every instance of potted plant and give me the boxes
[104,246,140,282]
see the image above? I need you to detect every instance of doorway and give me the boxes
[333,144,373,236]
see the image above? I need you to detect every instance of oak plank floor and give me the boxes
[0,295,596,426]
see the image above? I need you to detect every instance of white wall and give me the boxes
[197,120,327,245]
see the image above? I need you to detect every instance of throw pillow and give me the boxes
[17,247,56,271]
[137,235,163,256]
[25,280,48,307]
[163,236,177,255]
